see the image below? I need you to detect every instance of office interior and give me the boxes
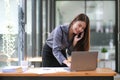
[0,0,120,74]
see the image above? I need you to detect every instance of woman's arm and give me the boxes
[52,26,67,65]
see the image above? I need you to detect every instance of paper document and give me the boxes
[25,67,70,74]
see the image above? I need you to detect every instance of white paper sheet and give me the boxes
[25,67,70,74]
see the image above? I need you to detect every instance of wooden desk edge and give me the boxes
[0,72,117,77]
[0,68,117,77]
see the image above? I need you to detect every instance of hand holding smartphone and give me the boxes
[73,32,84,46]
[77,32,84,39]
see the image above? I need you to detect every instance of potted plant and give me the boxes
[101,47,109,60]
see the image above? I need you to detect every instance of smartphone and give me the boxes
[77,32,82,38]
[77,32,84,38]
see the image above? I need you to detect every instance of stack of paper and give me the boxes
[25,67,70,74]
[2,66,23,73]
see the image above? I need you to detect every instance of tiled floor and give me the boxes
[98,59,115,70]
[98,60,120,80]
[115,74,120,80]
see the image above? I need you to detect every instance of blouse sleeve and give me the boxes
[52,26,66,65]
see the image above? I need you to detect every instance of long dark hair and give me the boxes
[69,13,90,51]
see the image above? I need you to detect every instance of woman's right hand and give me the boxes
[63,60,71,68]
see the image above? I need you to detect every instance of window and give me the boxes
[0,0,18,67]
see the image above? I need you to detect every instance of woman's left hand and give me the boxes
[73,32,84,46]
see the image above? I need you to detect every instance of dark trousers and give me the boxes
[42,43,67,67]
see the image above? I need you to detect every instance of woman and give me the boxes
[42,13,90,67]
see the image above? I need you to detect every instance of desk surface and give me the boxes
[0,67,116,77]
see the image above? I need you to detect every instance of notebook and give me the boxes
[70,51,98,71]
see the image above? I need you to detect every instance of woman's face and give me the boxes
[72,21,86,35]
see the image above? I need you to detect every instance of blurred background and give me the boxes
[0,0,120,73]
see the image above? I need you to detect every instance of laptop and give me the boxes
[70,51,98,71]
